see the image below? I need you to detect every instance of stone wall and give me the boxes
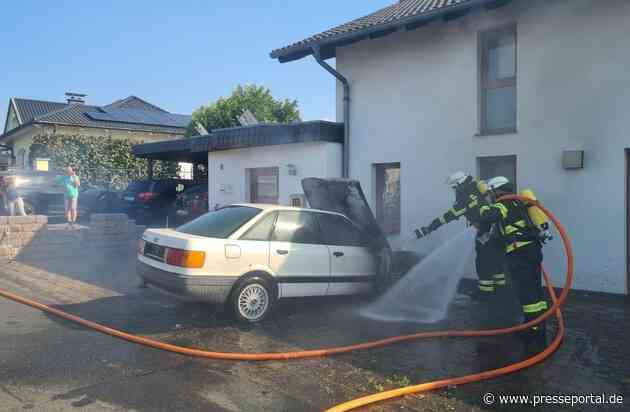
[0,214,145,261]
[0,216,48,259]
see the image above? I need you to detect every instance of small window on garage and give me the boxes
[317,213,365,247]
[241,212,277,241]
[478,155,517,190]
[272,211,321,244]
[374,163,401,235]
[479,24,517,135]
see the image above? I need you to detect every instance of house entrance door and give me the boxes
[249,167,279,204]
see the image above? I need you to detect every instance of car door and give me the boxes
[317,213,377,296]
[269,210,330,297]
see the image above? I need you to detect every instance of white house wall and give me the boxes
[335,0,630,293]
[207,142,343,207]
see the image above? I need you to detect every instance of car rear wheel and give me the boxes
[232,278,275,323]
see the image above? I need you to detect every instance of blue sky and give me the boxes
[0,0,392,128]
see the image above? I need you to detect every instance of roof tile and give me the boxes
[271,0,478,60]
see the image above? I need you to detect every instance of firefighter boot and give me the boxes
[518,312,547,354]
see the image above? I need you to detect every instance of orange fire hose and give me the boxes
[0,195,572,411]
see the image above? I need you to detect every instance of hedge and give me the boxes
[31,134,179,190]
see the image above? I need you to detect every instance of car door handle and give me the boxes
[276,249,289,255]
[333,251,344,257]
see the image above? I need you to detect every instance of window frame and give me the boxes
[478,23,518,136]
[477,155,518,192]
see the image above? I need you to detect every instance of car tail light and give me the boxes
[137,239,146,255]
[165,248,205,268]
[137,192,159,201]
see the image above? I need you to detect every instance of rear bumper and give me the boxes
[136,260,236,304]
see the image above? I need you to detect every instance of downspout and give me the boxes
[312,45,350,178]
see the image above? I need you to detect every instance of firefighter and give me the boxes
[476,176,548,346]
[414,172,506,301]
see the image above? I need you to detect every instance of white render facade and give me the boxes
[207,141,342,209]
[334,0,630,294]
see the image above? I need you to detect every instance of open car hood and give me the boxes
[301,178,390,252]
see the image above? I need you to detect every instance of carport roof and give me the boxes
[132,120,344,162]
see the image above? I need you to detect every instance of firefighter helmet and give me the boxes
[446,171,470,188]
[487,176,512,192]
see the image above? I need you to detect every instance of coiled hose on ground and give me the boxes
[0,195,572,411]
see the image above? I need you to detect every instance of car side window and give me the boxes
[318,214,366,247]
[240,212,277,241]
[272,211,321,244]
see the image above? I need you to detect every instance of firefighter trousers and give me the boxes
[475,240,506,293]
[506,243,547,330]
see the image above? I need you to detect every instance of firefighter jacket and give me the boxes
[477,198,541,254]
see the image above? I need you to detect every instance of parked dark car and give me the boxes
[0,169,120,219]
[174,184,208,225]
[121,179,195,225]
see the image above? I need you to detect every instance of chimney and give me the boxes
[65,92,86,104]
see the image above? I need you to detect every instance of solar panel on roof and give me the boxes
[85,108,190,128]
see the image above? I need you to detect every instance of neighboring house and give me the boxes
[132,121,344,209]
[1,93,191,169]
[271,0,630,294]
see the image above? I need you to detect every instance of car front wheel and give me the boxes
[231,277,275,323]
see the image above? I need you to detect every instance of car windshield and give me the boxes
[176,206,261,238]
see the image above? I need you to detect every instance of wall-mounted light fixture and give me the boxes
[562,150,584,170]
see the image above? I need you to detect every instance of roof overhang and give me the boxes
[132,120,344,163]
[271,0,510,63]
[132,136,209,163]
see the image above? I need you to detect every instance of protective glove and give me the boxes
[414,226,432,239]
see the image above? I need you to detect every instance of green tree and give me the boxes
[186,84,301,137]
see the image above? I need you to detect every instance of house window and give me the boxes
[479,24,517,135]
[374,163,401,235]
[478,155,517,190]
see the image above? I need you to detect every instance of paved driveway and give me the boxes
[0,253,628,411]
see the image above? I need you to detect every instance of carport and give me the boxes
[133,121,344,208]
[132,135,210,181]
